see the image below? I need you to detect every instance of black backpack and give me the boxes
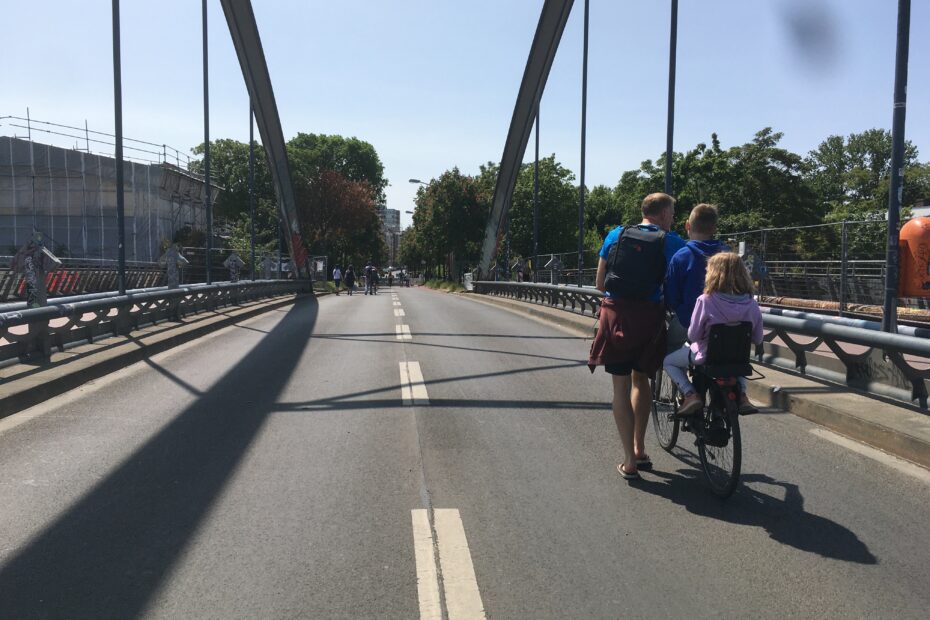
[604,226,667,299]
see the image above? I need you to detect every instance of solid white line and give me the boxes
[395,308,406,317]
[434,509,486,619]
[399,362,413,405]
[809,428,930,485]
[411,509,442,620]
[406,361,430,405]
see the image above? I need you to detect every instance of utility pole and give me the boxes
[664,0,678,195]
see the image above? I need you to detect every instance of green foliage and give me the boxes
[508,156,579,256]
[411,168,490,277]
[190,139,273,219]
[287,133,387,203]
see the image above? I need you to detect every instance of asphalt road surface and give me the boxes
[0,286,927,619]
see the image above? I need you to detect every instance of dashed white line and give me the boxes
[434,509,487,619]
[411,510,442,620]
[809,428,930,485]
[399,361,429,405]
[395,324,413,341]
[393,301,403,307]
[394,308,406,317]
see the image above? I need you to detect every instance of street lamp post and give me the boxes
[202,0,213,284]
[577,0,589,287]
[665,0,678,195]
[111,0,126,295]
[882,0,911,334]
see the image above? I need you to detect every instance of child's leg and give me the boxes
[662,346,695,395]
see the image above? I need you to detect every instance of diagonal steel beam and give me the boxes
[479,0,574,278]
[218,0,308,277]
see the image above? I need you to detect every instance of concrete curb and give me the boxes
[463,292,930,470]
[0,294,310,420]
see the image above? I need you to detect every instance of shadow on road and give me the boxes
[633,457,877,565]
[0,296,319,618]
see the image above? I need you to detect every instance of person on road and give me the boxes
[333,265,342,295]
[588,192,685,480]
[344,265,356,295]
[371,268,380,294]
[665,204,728,351]
[663,252,763,415]
[364,262,374,295]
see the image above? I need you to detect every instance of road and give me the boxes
[0,286,927,619]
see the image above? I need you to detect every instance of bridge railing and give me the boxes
[473,280,930,410]
[0,279,308,364]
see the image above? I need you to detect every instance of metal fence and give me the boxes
[473,281,930,410]
[0,279,307,364]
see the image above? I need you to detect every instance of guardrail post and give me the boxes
[840,220,849,316]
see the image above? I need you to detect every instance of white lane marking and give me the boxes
[809,428,930,486]
[434,509,486,619]
[411,510,442,620]
[394,308,406,317]
[395,324,412,341]
[393,301,403,307]
[399,362,413,404]
[406,361,429,405]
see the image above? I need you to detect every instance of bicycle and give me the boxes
[651,322,753,498]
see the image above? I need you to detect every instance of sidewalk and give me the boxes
[463,292,930,469]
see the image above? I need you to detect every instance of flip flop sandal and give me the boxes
[635,456,653,470]
[617,464,640,480]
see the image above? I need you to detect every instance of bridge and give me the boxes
[1,1,928,618]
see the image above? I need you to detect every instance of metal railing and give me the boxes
[473,281,930,410]
[0,279,308,365]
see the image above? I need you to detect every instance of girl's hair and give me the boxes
[704,251,754,296]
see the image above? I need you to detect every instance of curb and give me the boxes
[464,293,930,469]
[0,294,307,420]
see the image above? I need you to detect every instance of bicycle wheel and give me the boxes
[651,370,680,451]
[697,402,742,498]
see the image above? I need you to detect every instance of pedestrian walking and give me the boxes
[332,265,342,295]
[587,192,685,480]
[344,265,356,295]
[364,262,374,295]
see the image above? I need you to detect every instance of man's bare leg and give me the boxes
[631,370,652,460]
[611,374,636,472]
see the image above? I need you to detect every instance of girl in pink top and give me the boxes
[663,252,763,415]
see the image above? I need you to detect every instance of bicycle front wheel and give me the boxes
[651,370,680,451]
[697,403,742,498]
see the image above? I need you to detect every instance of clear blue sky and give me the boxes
[4,1,928,230]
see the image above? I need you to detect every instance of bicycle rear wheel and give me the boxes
[651,370,680,451]
[697,403,742,498]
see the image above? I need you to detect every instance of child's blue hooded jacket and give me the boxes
[665,239,728,328]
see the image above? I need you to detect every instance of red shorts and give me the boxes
[587,297,666,376]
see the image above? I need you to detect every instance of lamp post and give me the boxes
[111,0,126,295]
[576,0,589,287]
[665,0,678,195]
[882,0,911,334]
[202,0,213,284]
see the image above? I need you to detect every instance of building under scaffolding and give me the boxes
[0,136,219,263]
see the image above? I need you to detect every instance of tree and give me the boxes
[189,139,273,219]
[293,169,387,268]
[507,156,579,258]
[287,133,387,203]
[411,168,490,278]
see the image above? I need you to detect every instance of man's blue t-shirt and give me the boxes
[599,224,685,302]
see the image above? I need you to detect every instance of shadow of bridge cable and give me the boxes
[0,296,319,618]
[274,397,612,413]
[312,334,586,364]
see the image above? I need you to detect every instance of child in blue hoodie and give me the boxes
[665,204,728,330]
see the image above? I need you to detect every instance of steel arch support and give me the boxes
[478,0,574,278]
[219,0,308,277]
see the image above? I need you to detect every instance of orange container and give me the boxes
[899,217,930,297]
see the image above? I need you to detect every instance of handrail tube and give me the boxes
[0,280,294,328]
[762,307,930,339]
